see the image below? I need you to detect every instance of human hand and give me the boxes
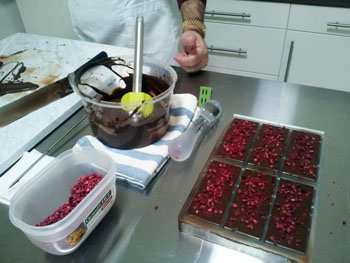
[173,30,208,73]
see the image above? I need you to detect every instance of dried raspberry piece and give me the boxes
[37,173,103,226]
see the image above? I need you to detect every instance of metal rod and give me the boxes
[133,15,144,93]
[208,45,247,55]
[205,11,251,18]
[327,22,350,29]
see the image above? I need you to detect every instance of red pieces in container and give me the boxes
[284,131,322,180]
[266,179,314,252]
[250,124,288,170]
[188,161,241,225]
[36,173,103,226]
[225,170,276,238]
[219,119,258,161]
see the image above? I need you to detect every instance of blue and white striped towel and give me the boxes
[74,94,198,190]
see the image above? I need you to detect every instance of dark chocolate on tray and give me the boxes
[225,170,276,238]
[284,131,322,180]
[249,124,289,170]
[266,179,314,252]
[179,117,322,262]
[188,161,241,225]
[218,119,258,161]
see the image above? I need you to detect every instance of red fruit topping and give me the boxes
[219,119,258,161]
[36,173,103,226]
[226,170,276,238]
[188,161,240,224]
[251,124,288,169]
[266,179,314,252]
[284,131,321,180]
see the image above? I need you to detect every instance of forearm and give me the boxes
[178,0,206,38]
[178,0,206,21]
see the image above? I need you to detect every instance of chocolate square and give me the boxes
[249,124,289,170]
[225,170,276,238]
[284,131,322,180]
[218,119,258,161]
[266,179,314,252]
[188,161,241,225]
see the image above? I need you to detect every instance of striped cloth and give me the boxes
[74,94,198,189]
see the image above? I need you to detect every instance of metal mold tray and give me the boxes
[178,114,325,263]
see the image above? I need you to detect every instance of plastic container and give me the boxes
[9,148,116,255]
[69,57,178,149]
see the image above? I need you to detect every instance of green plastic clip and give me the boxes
[198,86,212,108]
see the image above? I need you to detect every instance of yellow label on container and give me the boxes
[66,189,113,246]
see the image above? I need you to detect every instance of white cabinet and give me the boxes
[206,22,286,77]
[279,5,350,92]
[205,1,350,92]
[204,0,290,80]
[205,0,290,28]
[288,5,350,36]
[279,31,350,92]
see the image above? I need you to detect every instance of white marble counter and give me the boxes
[0,33,133,175]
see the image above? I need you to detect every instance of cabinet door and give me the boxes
[206,22,286,76]
[205,0,290,29]
[280,31,350,92]
[289,5,350,37]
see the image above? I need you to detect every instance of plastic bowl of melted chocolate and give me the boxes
[70,57,177,149]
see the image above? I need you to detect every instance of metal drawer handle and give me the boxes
[327,22,350,29]
[284,41,294,82]
[205,11,251,19]
[208,46,247,55]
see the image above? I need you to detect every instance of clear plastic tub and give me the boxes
[69,57,178,149]
[9,148,116,255]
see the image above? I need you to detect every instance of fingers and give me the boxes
[174,50,208,72]
[174,52,207,72]
[181,34,197,54]
[174,31,208,73]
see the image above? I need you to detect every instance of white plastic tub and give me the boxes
[9,148,116,255]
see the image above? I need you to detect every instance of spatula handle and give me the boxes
[133,15,144,93]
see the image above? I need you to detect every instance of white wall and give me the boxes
[0,0,26,40]
[16,0,77,40]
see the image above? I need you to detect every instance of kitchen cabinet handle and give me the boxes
[284,41,294,82]
[208,46,247,55]
[205,11,251,19]
[327,22,350,29]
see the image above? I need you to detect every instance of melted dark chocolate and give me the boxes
[0,60,39,96]
[78,57,171,149]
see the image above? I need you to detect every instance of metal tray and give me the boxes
[178,114,325,263]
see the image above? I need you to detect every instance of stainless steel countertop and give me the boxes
[0,68,349,263]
